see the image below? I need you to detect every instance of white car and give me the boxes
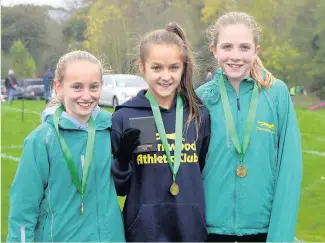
[99,74,148,108]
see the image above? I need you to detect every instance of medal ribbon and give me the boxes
[218,75,259,164]
[53,106,95,214]
[145,91,183,182]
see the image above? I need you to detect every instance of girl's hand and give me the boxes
[116,128,141,166]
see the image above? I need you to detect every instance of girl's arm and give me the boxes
[111,112,133,196]
[267,82,303,242]
[7,132,49,242]
[198,109,211,172]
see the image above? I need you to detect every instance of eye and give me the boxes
[241,45,251,51]
[90,84,99,90]
[170,65,180,71]
[222,44,232,51]
[151,66,161,71]
[72,85,81,91]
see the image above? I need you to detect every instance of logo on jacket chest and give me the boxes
[136,133,198,165]
[256,120,275,134]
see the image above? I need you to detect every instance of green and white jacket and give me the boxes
[196,71,302,242]
[7,106,125,242]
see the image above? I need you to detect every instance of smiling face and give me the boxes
[210,24,259,83]
[54,60,102,124]
[139,44,184,108]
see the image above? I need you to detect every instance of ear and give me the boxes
[210,44,218,60]
[53,80,63,96]
[255,45,260,56]
[138,61,145,75]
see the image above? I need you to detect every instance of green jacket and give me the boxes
[7,106,125,242]
[196,71,302,242]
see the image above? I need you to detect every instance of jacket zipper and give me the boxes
[95,162,101,241]
[233,93,240,234]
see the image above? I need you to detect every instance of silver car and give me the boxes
[99,74,148,108]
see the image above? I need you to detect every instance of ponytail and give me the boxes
[251,56,274,88]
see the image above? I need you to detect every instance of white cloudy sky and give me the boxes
[1,0,64,8]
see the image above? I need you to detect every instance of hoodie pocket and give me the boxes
[126,203,207,242]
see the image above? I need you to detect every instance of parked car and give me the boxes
[20,78,43,86]
[1,80,7,99]
[99,74,147,108]
[12,86,25,99]
[1,79,23,100]
[23,85,45,100]
[1,78,46,100]
[19,78,45,100]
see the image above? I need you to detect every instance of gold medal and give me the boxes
[170,182,179,196]
[236,165,247,178]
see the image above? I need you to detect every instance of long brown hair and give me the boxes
[207,12,274,88]
[136,22,202,137]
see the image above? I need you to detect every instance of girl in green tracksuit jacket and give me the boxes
[7,51,125,242]
[196,12,302,242]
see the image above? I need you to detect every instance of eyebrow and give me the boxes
[151,62,181,65]
[70,81,101,85]
[220,42,252,45]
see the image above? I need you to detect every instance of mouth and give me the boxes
[228,64,244,69]
[158,82,172,88]
[77,102,93,109]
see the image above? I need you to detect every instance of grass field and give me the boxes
[1,99,325,241]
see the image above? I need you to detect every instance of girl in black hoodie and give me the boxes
[111,22,210,242]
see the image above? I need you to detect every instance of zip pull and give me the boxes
[81,202,84,215]
[20,226,25,243]
[81,155,85,170]
[236,95,240,110]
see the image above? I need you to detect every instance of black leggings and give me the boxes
[207,233,267,242]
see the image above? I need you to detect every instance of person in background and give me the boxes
[5,69,18,104]
[43,65,54,103]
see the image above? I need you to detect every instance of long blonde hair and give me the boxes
[207,12,274,88]
[47,50,103,107]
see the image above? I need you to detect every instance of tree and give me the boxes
[83,0,129,73]
[9,40,36,78]
[199,0,301,85]
[1,5,67,75]
[307,0,325,98]
[63,14,86,43]
[1,50,13,79]
[62,11,87,51]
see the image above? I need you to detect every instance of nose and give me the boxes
[161,69,171,81]
[80,89,91,100]
[230,48,241,61]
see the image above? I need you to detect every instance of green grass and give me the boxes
[291,94,322,108]
[295,108,325,241]
[1,100,325,241]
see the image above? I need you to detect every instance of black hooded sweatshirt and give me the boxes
[111,90,210,242]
